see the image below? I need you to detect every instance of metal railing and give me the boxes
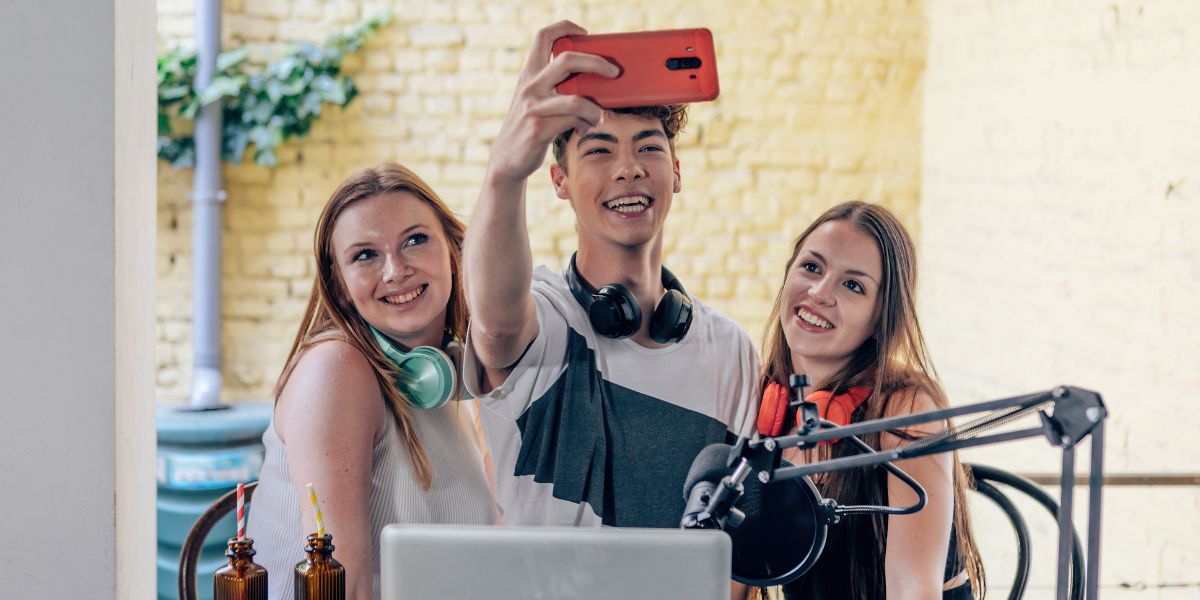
[1019,473,1200,486]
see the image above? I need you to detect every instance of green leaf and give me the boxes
[251,98,274,124]
[170,142,196,168]
[198,75,245,105]
[279,75,306,97]
[307,74,340,104]
[248,125,273,149]
[272,56,299,79]
[179,97,201,119]
[156,135,176,159]
[156,10,391,168]
[322,45,343,65]
[297,42,322,63]
[159,83,191,102]
[254,147,278,167]
[172,155,194,169]
[227,129,251,164]
[265,78,283,104]
[216,47,250,71]
[298,91,323,119]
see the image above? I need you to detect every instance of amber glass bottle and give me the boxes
[213,537,268,600]
[294,533,345,600]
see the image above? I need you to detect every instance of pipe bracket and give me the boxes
[188,189,227,204]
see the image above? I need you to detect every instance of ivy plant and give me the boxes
[158,11,392,168]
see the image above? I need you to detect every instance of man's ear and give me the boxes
[550,163,571,200]
[672,159,682,194]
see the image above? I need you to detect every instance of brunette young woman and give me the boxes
[246,163,495,600]
[749,201,985,600]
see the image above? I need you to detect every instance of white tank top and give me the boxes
[246,399,496,600]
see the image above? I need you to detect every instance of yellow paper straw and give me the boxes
[306,482,325,537]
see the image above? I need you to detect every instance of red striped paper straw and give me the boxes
[236,483,245,540]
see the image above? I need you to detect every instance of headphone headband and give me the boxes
[566,253,693,344]
[757,382,873,438]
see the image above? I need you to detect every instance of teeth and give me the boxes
[604,195,649,213]
[797,307,833,329]
[383,286,424,305]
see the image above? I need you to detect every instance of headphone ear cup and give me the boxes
[822,387,872,427]
[649,289,693,344]
[803,387,872,444]
[805,390,833,421]
[589,284,641,338]
[757,382,791,437]
[394,347,456,410]
[371,326,456,410]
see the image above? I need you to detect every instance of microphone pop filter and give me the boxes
[727,464,829,587]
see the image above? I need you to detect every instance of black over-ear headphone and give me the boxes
[566,252,694,344]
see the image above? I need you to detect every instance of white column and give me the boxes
[0,0,156,597]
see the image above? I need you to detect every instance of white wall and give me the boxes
[0,0,156,597]
[922,1,1200,596]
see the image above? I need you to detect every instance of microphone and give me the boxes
[680,444,747,530]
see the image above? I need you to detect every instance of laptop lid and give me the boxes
[380,524,731,599]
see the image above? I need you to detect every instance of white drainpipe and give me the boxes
[188,0,225,409]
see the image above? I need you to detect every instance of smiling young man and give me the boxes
[462,22,759,528]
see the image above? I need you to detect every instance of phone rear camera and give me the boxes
[665,57,702,71]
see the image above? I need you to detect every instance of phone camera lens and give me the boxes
[666,57,702,71]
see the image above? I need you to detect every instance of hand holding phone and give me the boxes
[486,21,618,185]
[552,28,720,109]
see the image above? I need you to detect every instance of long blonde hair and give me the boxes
[275,162,467,490]
[761,201,985,598]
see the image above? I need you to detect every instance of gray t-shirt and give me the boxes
[464,265,759,528]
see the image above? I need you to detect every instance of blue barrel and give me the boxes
[157,403,273,600]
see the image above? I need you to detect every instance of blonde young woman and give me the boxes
[746,202,985,600]
[246,164,494,600]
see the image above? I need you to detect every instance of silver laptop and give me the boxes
[380,524,731,599]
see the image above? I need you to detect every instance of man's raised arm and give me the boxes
[463,21,616,370]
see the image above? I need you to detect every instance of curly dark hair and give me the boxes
[551,104,689,172]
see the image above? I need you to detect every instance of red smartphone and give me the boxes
[551,28,720,109]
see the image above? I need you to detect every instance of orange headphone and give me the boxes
[757,381,873,438]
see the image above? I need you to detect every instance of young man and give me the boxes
[462,21,759,528]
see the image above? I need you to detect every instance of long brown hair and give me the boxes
[761,201,985,598]
[275,162,467,490]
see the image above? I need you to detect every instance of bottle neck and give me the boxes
[226,537,257,559]
[304,533,335,562]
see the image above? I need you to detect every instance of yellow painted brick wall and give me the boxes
[922,1,1199,595]
[156,0,926,404]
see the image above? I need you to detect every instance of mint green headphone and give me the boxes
[370,326,458,410]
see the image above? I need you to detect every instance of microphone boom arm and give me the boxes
[748,385,1106,600]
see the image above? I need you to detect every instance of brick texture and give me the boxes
[155,0,926,404]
